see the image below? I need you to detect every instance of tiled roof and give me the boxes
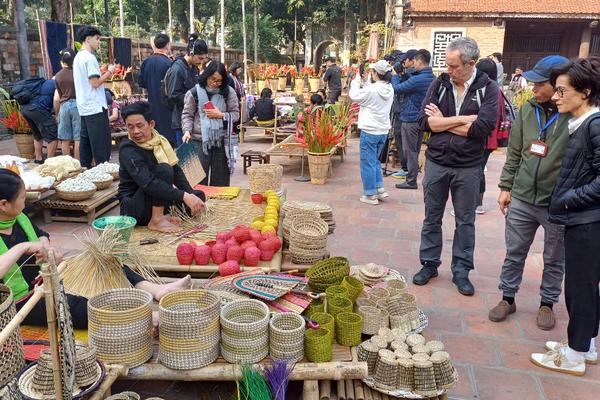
[408,0,600,15]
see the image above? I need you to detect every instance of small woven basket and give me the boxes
[357,340,380,375]
[306,257,350,292]
[290,216,329,240]
[355,297,376,310]
[406,333,426,347]
[76,345,99,387]
[341,276,364,302]
[396,357,415,391]
[56,187,97,201]
[370,335,389,349]
[220,299,270,363]
[379,308,390,329]
[327,296,352,319]
[88,288,153,368]
[158,290,220,369]
[427,340,445,353]
[283,210,321,244]
[358,306,382,335]
[304,327,333,362]
[0,285,25,387]
[269,313,305,362]
[390,340,409,353]
[335,312,362,346]
[368,287,390,302]
[32,349,55,395]
[93,178,113,190]
[431,351,457,389]
[325,285,349,300]
[387,279,407,293]
[373,349,400,391]
[310,312,335,343]
[413,357,438,397]
[248,164,283,193]
[306,298,325,318]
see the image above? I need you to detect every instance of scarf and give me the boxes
[196,85,238,174]
[0,213,39,301]
[130,129,179,166]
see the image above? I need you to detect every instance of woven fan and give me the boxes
[232,274,308,301]
[177,142,206,187]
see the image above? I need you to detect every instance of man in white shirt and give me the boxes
[73,25,113,168]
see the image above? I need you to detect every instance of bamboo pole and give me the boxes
[35,8,48,77]
[41,256,63,400]
[167,0,173,41]
[345,379,355,400]
[220,0,225,62]
[118,0,124,37]
[69,1,74,45]
[353,380,365,400]
[88,364,128,400]
[337,380,346,400]
[303,380,319,400]
[363,386,373,400]
[0,288,43,347]
[241,0,248,85]
[189,0,195,33]
[371,390,381,400]
[319,380,331,400]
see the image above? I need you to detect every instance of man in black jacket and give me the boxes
[413,37,499,296]
[118,102,205,233]
[166,35,208,147]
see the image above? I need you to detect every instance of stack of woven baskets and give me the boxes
[282,209,321,246]
[288,216,330,264]
[269,313,305,362]
[357,332,457,396]
[220,299,270,363]
[159,290,220,369]
[0,285,25,390]
[305,257,350,293]
[247,164,283,194]
[282,200,335,234]
[88,288,153,368]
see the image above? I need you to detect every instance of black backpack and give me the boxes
[161,63,176,110]
[11,77,45,105]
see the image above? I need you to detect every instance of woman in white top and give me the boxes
[349,60,395,205]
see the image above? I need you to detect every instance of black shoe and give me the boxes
[453,276,475,296]
[395,182,418,190]
[413,266,438,285]
[34,159,44,164]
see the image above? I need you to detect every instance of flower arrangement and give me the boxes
[254,64,267,80]
[300,66,316,78]
[288,66,298,78]
[0,100,30,133]
[100,64,133,81]
[278,64,297,78]
[297,107,345,153]
[265,64,279,79]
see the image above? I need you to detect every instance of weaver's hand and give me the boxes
[498,191,512,215]
[183,192,205,216]
[205,108,224,119]
[182,131,192,144]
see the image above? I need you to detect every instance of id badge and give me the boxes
[529,140,548,157]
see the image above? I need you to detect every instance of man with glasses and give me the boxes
[489,55,570,330]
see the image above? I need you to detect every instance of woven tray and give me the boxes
[55,187,97,202]
[0,284,25,387]
[93,178,113,190]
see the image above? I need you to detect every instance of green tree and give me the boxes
[227,13,283,62]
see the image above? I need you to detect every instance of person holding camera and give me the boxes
[391,49,435,189]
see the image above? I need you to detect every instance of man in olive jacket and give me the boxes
[490,55,570,330]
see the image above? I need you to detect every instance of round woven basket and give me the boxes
[32,349,54,395]
[370,336,388,350]
[109,171,119,180]
[269,313,305,361]
[430,351,457,389]
[306,257,350,292]
[88,288,153,368]
[396,357,415,391]
[358,306,382,335]
[0,285,25,388]
[387,279,407,293]
[335,312,362,346]
[159,290,220,370]
[76,345,99,387]
[310,312,335,343]
[305,298,325,318]
[93,178,113,190]
[341,276,364,302]
[369,287,390,302]
[413,358,438,397]
[327,296,352,319]
[291,217,329,240]
[355,297,376,310]
[357,340,380,375]
[220,299,270,363]
[373,349,400,391]
[304,328,333,362]
[247,164,283,194]
[56,187,96,201]
[325,285,349,300]
[406,333,426,347]
[282,210,321,244]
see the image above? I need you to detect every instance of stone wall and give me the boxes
[0,26,243,84]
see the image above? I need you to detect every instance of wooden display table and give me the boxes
[38,182,119,224]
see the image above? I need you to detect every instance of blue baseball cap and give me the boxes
[523,55,569,83]
[400,49,418,62]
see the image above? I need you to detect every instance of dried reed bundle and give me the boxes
[60,226,161,298]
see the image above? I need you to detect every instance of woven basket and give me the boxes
[269,313,305,361]
[283,210,321,244]
[396,357,415,391]
[304,328,333,362]
[387,279,407,293]
[248,164,283,193]
[310,312,334,343]
[290,217,329,240]
[370,335,389,349]
[76,345,99,387]
[391,329,407,342]
[306,257,350,292]
[341,276,364,302]
[220,299,270,363]
[88,288,153,368]
[374,349,400,391]
[427,340,445,353]
[358,306,382,335]
[378,327,395,344]
[379,308,389,329]
[368,287,390,302]
[56,187,97,201]
[159,290,220,370]
[335,312,362,346]
[0,285,25,387]
[406,333,426,348]
[327,296,352,319]
[390,340,409,353]
[431,351,457,389]
[355,297,376,311]
[93,178,113,190]
[305,299,325,318]
[325,285,349,300]
[394,349,413,360]
[357,340,380,375]
[413,358,438,397]
[32,349,54,395]
[412,343,430,355]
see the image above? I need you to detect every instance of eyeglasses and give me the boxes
[554,87,576,98]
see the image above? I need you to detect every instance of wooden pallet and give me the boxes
[38,181,120,224]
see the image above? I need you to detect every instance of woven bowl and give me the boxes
[306,257,350,292]
[291,217,329,239]
[0,285,25,387]
[93,178,113,190]
[56,187,96,201]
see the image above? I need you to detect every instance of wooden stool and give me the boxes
[241,150,270,174]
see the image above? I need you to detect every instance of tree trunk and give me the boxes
[7,0,15,23]
[176,7,189,43]
[103,0,110,34]
[253,1,258,63]
[51,0,69,23]
[15,0,30,78]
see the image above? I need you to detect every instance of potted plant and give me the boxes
[0,99,34,159]
[307,66,320,92]
[298,107,346,184]
[254,64,267,95]
[277,65,289,91]
[265,64,279,92]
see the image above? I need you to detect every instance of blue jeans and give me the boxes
[175,130,183,148]
[359,131,387,196]
[57,99,81,141]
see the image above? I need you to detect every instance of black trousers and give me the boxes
[17,266,144,329]
[120,163,206,226]
[564,221,600,352]
[20,104,58,142]
[195,141,231,187]
[80,109,111,169]
[479,149,494,202]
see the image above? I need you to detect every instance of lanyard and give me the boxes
[535,107,559,141]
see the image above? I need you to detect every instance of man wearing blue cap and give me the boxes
[489,55,570,330]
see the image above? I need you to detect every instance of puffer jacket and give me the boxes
[498,100,570,206]
[549,113,600,225]
[391,66,435,123]
[167,56,199,130]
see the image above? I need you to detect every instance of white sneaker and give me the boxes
[377,188,389,200]
[360,195,379,205]
[531,347,586,376]
[476,206,486,214]
[545,341,597,364]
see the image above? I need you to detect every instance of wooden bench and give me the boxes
[240,150,270,174]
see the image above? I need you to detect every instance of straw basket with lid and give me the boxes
[0,285,25,387]
[247,164,283,194]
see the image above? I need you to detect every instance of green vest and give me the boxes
[0,213,39,300]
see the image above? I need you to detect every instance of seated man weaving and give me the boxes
[118,101,205,233]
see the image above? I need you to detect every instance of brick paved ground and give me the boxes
[3,135,599,399]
